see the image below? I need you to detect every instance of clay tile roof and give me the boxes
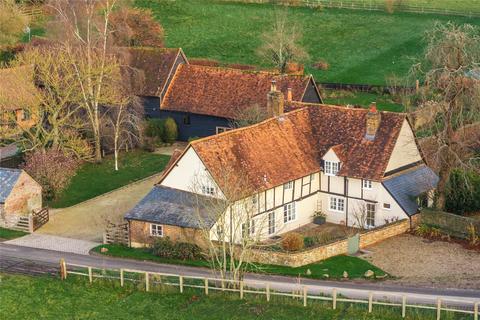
[0,66,40,111]
[161,64,311,119]
[190,103,406,195]
[120,47,182,97]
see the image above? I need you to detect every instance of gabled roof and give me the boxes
[0,66,40,111]
[0,168,22,203]
[188,103,407,195]
[124,185,220,229]
[383,165,439,216]
[120,47,185,97]
[161,64,313,119]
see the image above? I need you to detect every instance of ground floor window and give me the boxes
[268,211,275,235]
[366,203,376,227]
[150,224,163,237]
[329,196,345,213]
[241,219,255,238]
[283,202,296,223]
[183,115,191,125]
[216,126,232,134]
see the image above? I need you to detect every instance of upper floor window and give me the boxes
[216,126,232,134]
[363,180,373,190]
[284,181,293,190]
[383,203,391,210]
[324,161,339,176]
[201,185,215,196]
[251,194,258,205]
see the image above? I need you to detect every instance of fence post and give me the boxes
[266,283,270,302]
[332,288,337,310]
[240,281,244,299]
[88,267,92,283]
[120,269,124,287]
[221,279,225,291]
[179,276,183,293]
[59,259,67,280]
[28,213,34,233]
[204,278,209,295]
[474,302,478,320]
[368,292,373,313]
[303,286,307,307]
[402,295,406,318]
[145,272,149,292]
[436,298,441,320]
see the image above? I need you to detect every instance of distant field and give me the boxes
[317,0,480,13]
[137,0,480,85]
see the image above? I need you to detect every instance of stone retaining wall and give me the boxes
[249,219,411,267]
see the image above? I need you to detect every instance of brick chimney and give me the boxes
[365,102,381,140]
[267,80,284,117]
[287,88,292,102]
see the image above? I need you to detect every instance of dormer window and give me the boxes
[324,161,340,176]
[363,180,373,190]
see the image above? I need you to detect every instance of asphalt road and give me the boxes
[1,242,479,310]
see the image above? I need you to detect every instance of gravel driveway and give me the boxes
[363,234,480,289]
[37,173,163,242]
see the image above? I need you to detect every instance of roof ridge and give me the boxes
[290,101,408,115]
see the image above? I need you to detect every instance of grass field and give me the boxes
[317,0,480,13]
[0,273,467,319]
[49,151,170,208]
[136,0,479,85]
[323,89,404,111]
[0,227,27,240]
[93,244,387,280]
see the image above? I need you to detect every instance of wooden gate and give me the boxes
[32,208,49,231]
[104,221,129,245]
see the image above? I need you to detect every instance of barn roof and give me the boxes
[0,66,40,111]
[161,64,314,119]
[0,168,22,203]
[124,185,220,229]
[120,47,184,97]
[188,103,407,195]
[383,165,439,216]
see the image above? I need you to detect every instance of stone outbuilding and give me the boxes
[0,168,42,229]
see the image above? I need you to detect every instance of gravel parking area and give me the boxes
[363,234,480,289]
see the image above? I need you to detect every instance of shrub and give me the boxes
[445,169,480,215]
[281,232,304,251]
[144,119,165,140]
[163,117,178,144]
[151,237,202,260]
[313,60,329,70]
[22,149,79,200]
[303,236,316,248]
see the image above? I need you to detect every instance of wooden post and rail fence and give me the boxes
[58,259,479,319]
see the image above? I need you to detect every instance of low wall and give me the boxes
[420,209,480,239]
[249,219,410,267]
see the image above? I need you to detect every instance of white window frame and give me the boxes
[283,202,296,223]
[363,180,373,190]
[324,161,339,176]
[366,203,376,228]
[382,203,391,210]
[268,211,275,235]
[284,181,293,190]
[216,126,232,134]
[150,224,163,237]
[252,194,258,205]
[201,184,216,196]
[329,196,345,213]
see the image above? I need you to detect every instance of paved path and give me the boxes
[5,234,99,255]
[1,243,479,310]
[37,173,163,242]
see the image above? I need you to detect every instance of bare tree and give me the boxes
[408,22,480,210]
[257,10,309,74]
[190,168,279,285]
[229,104,268,129]
[47,0,123,163]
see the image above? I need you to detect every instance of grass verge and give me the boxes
[93,244,387,280]
[50,151,170,208]
[0,227,28,240]
[0,273,465,319]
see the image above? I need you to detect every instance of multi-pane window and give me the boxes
[252,194,258,205]
[363,180,373,190]
[201,185,215,196]
[249,219,255,236]
[283,202,296,223]
[366,203,376,227]
[217,225,224,241]
[284,181,293,190]
[268,211,275,235]
[324,161,339,175]
[329,196,345,212]
[216,126,232,134]
[241,220,255,238]
[150,224,163,237]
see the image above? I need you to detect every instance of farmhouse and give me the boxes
[125,84,438,247]
[0,168,42,230]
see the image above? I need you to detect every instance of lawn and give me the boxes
[49,151,170,208]
[136,0,479,85]
[0,273,466,319]
[93,244,387,280]
[0,227,27,240]
[323,89,404,112]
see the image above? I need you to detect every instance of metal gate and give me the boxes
[347,233,360,254]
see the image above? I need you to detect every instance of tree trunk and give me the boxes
[436,166,451,210]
